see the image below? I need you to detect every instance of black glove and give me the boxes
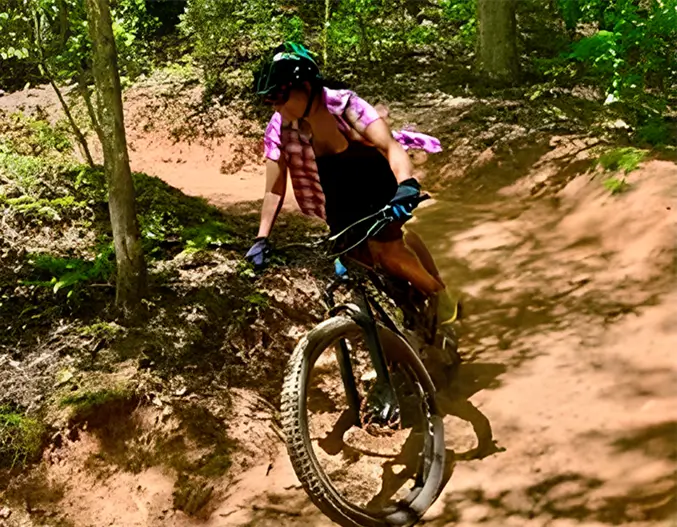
[245,237,271,268]
[389,178,421,218]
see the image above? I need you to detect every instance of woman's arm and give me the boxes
[361,118,414,184]
[256,157,287,238]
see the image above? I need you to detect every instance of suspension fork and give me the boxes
[356,285,394,389]
[325,279,361,423]
[332,304,399,424]
[325,279,399,424]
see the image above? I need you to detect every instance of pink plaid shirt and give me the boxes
[263,88,441,220]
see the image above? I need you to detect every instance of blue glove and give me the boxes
[389,178,421,219]
[245,237,271,268]
[334,258,348,278]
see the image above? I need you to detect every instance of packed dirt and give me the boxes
[1,81,676,526]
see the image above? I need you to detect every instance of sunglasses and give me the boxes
[263,84,291,106]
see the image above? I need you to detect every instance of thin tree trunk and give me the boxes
[78,71,102,139]
[84,0,146,312]
[476,0,519,85]
[323,0,330,65]
[47,78,95,167]
[356,12,371,66]
[31,7,95,167]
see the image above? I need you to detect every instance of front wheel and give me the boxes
[281,316,446,527]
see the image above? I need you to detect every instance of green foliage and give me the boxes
[602,175,630,194]
[24,243,115,297]
[595,146,647,195]
[0,152,50,190]
[0,0,158,90]
[244,291,269,313]
[132,173,241,258]
[3,194,85,221]
[0,113,78,196]
[635,118,675,147]
[24,117,72,153]
[182,221,236,252]
[0,406,45,469]
[179,0,478,99]
[554,0,677,134]
[440,0,477,47]
[0,111,70,155]
[597,146,647,173]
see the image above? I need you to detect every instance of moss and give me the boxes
[0,406,45,469]
[59,386,137,428]
[59,386,132,410]
[78,320,125,341]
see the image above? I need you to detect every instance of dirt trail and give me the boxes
[5,146,672,527]
[2,83,676,526]
[414,158,677,526]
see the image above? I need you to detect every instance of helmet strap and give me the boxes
[302,83,320,119]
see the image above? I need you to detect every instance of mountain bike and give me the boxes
[280,198,456,526]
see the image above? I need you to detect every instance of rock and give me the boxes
[56,369,74,386]
[0,507,11,519]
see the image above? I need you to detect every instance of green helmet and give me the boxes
[254,42,322,99]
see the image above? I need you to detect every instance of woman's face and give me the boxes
[273,84,311,121]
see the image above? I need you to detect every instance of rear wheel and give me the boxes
[281,316,446,527]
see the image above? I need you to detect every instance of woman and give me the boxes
[245,42,459,351]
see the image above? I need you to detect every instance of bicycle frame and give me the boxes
[323,275,403,425]
[315,193,433,426]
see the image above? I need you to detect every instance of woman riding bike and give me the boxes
[245,42,460,352]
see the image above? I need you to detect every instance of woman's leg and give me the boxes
[402,229,461,323]
[367,236,444,296]
[368,230,460,325]
[403,229,443,284]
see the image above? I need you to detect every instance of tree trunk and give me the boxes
[476,0,519,85]
[84,0,146,312]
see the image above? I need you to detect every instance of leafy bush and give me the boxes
[597,146,647,173]
[179,0,477,100]
[0,0,158,90]
[553,0,677,137]
[3,194,85,222]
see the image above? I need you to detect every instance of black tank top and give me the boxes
[315,142,398,234]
